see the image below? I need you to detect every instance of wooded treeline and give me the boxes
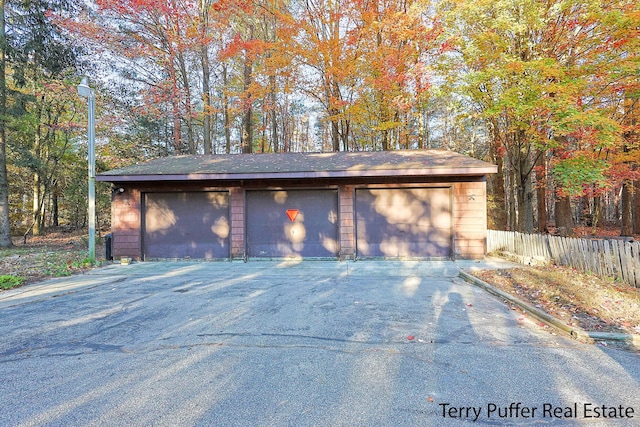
[0,0,638,246]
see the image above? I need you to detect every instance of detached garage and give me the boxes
[97,150,496,261]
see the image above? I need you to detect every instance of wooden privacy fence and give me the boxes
[486,230,640,288]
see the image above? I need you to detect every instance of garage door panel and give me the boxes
[356,188,451,258]
[144,192,229,259]
[247,190,338,258]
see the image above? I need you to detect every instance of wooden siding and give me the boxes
[108,177,489,261]
[230,187,245,259]
[453,181,487,259]
[339,185,355,260]
[111,188,141,260]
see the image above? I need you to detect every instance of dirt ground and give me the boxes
[1,229,107,285]
[472,265,640,335]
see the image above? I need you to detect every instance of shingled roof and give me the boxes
[97,149,496,182]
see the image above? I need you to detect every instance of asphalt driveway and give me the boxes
[1,260,639,426]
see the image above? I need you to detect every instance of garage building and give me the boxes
[96,150,496,261]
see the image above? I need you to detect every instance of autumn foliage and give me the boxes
[1,0,639,239]
[439,0,640,232]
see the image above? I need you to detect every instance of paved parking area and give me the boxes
[1,260,639,426]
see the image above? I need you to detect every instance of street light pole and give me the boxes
[78,77,96,263]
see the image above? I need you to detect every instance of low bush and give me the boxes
[0,275,25,290]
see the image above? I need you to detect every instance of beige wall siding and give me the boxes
[111,188,141,260]
[453,181,487,259]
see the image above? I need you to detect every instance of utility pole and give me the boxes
[77,77,96,262]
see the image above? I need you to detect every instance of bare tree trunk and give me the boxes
[223,64,231,154]
[263,117,270,153]
[536,150,548,233]
[341,118,349,151]
[177,52,196,155]
[615,185,620,224]
[169,59,182,153]
[268,74,278,153]
[0,0,11,247]
[32,172,42,235]
[634,181,640,234]
[592,194,601,235]
[621,180,633,236]
[487,123,506,230]
[508,160,517,230]
[487,159,506,230]
[622,95,637,235]
[418,105,428,149]
[240,25,254,154]
[515,174,534,233]
[555,195,574,236]
[515,142,534,233]
[283,97,291,152]
[242,51,253,154]
[381,130,389,151]
[200,0,212,155]
[329,79,343,152]
[32,119,42,235]
[201,47,212,154]
[330,113,340,152]
[52,182,59,227]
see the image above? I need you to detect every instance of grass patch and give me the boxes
[46,257,97,277]
[0,275,25,290]
[0,247,98,285]
[0,228,107,288]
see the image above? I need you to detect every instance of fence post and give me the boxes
[485,229,640,287]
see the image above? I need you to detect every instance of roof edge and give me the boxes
[97,166,498,182]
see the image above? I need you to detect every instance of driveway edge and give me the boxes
[458,270,640,348]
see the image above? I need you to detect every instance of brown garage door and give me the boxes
[355,187,452,258]
[246,190,339,258]
[143,191,230,260]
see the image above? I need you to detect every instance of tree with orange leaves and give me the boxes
[61,0,210,154]
[439,0,640,233]
[347,0,442,150]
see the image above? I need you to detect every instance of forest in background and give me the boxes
[0,0,638,246]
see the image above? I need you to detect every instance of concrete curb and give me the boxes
[458,270,640,348]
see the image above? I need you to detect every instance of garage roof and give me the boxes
[97,149,497,182]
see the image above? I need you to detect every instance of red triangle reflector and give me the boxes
[286,209,299,222]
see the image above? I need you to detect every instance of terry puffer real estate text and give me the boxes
[439,402,635,422]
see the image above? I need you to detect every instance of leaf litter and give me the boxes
[472,265,640,335]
